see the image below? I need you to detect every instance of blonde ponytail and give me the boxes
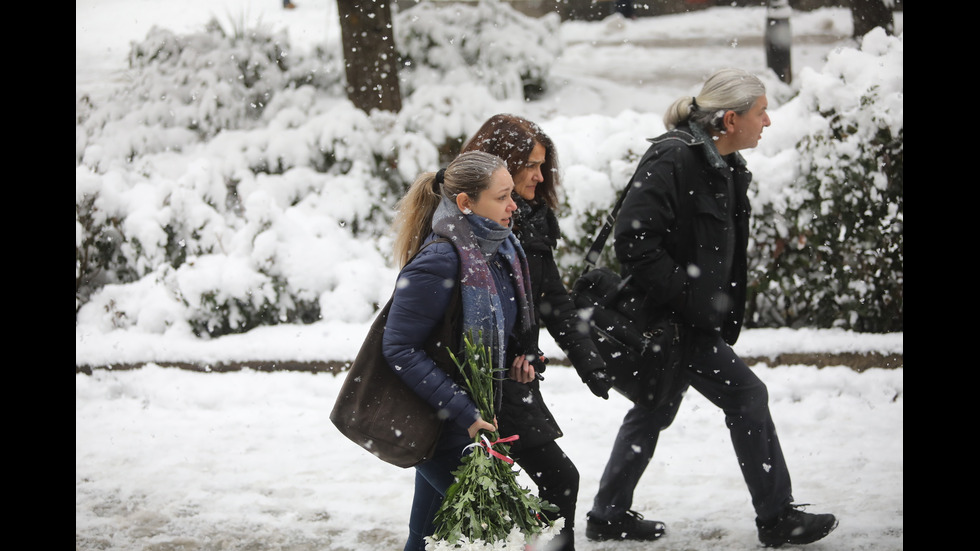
[392,173,441,268]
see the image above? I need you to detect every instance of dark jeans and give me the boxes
[590,330,794,523]
[513,440,580,551]
[404,433,469,551]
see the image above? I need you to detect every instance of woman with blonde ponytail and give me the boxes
[587,68,838,548]
[392,152,513,267]
[382,150,541,551]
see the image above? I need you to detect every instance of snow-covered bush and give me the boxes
[746,29,903,332]
[75,22,406,334]
[76,168,140,310]
[76,6,902,338]
[125,17,347,133]
[546,112,665,282]
[75,1,565,337]
[76,17,346,169]
[397,81,508,165]
[395,0,562,102]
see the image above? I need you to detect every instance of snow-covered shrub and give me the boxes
[397,82,507,165]
[125,18,344,135]
[76,17,345,169]
[76,149,402,335]
[76,168,140,309]
[394,0,561,102]
[76,21,415,332]
[174,254,322,337]
[75,112,406,334]
[76,7,903,338]
[746,29,903,332]
[546,112,666,284]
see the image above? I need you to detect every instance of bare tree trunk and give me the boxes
[850,0,894,39]
[337,0,402,113]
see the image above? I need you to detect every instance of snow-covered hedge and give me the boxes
[75,3,902,338]
[746,28,903,332]
[544,30,904,333]
[75,1,548,337]
[76,18,347,170]
[395,0,562,101]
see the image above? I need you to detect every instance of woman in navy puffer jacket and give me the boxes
[382,150,538,551]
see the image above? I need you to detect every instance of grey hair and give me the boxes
[663,68,766,131]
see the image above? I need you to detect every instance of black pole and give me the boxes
[765,0,793,84]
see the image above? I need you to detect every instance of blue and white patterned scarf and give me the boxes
[431,196,533,377]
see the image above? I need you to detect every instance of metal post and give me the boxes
[765,0,793,84]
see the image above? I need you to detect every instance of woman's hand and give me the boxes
[467,416,498,439]
[508,355,536,384]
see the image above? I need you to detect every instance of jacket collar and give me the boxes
[650,122,747,173]
[513,196,559,251]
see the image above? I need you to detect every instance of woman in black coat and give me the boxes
[462,114,611,551]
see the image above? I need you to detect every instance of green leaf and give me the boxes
[430,332,556,545]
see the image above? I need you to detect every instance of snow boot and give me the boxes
[757,504,838,547]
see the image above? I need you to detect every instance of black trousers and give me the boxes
[513,440,579,550]
[590,330,794,523]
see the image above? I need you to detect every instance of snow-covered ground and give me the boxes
[77,360,902,551]
[76,1,903,549]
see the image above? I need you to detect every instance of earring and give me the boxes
[462,207,473,215]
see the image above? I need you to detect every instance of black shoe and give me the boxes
[586,510,666,541]
[757,504,838,547]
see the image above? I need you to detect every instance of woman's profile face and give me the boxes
[467,168,518,228]
[512,142,546,201]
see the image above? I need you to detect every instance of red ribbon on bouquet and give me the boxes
[466,434,520,464]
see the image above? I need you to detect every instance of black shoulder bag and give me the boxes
[570,185,685,410]
[330,240,455,468]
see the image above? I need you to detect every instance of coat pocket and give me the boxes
[688,193,732,328]
[691,193,729,267]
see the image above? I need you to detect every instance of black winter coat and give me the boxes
[497,200,606,452]
[614,123,752,346]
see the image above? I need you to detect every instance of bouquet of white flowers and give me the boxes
[425,333,563,551]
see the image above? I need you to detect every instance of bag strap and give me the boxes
[584,143,664,272]
[583,182,632,272]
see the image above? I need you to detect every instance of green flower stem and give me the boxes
[430,332,557,546]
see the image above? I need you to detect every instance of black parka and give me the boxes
[614,123,752,346]
[497,200,606,452]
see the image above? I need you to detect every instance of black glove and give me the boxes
[585,369,611,400]
[528,349,548,375]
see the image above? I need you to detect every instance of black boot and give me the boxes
[586,510,666,541]
[757,504,838,547]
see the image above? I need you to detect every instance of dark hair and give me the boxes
[461,114,560,210]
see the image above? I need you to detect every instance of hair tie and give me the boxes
[691,97,699,111]
[432,168,446,194]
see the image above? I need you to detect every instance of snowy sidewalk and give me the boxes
[76,360,903,550]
